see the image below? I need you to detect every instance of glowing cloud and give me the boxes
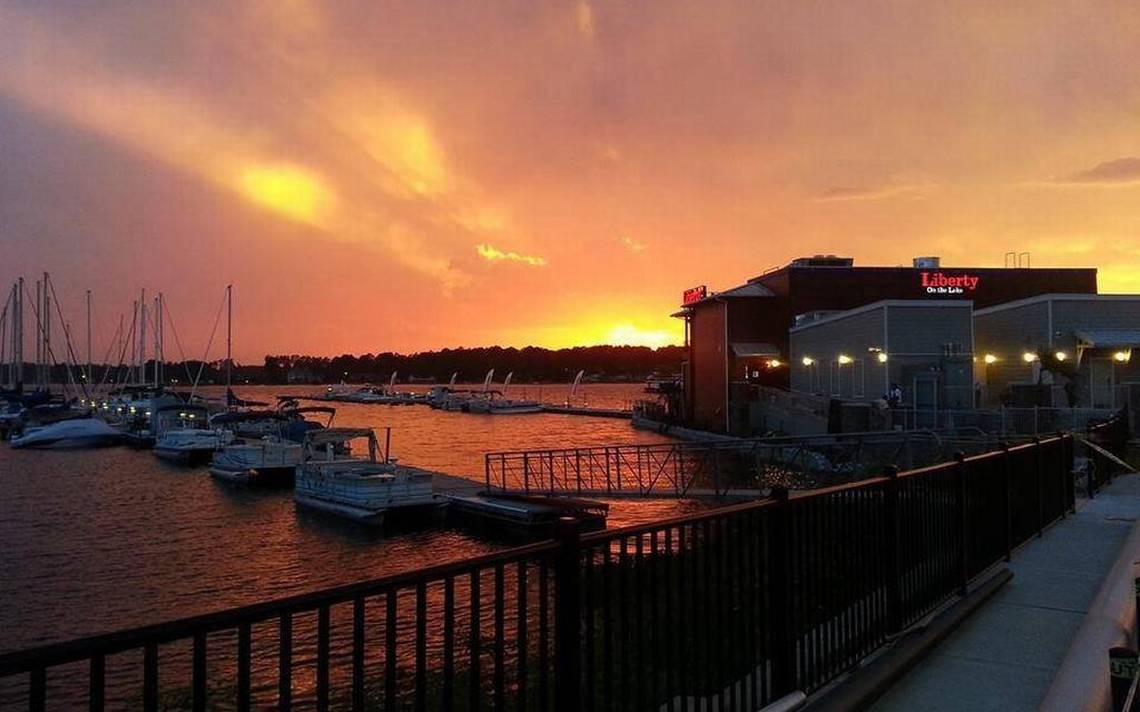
[238,164,335,225]
[620,236,646,252]
[476,243,547,267]
[576,1,595,38]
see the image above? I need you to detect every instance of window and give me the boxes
[830,361,841,396]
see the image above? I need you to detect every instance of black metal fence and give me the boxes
[484,430,1003,497]
[0,435,1079,711]
[1086,409,1132,495]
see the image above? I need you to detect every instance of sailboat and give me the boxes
[468,371,542,414]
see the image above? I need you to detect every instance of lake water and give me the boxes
[0,383,697,656]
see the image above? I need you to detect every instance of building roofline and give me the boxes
[973,292,1140,316]
[789,299,973,333]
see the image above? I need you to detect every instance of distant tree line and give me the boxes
[262,345,687,384]
[3,345,686,389]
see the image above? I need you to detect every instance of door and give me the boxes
[1090,357,1115,408]
[912,376,939,428]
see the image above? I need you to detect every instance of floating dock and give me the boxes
[424,469,609,537]
[539,405,632,419]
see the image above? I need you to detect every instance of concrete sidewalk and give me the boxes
[872,475,1140,712]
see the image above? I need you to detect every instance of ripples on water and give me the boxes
[0,384,706,657]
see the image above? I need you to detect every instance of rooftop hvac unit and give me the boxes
[790,255,855,268]
[913,256,941,269]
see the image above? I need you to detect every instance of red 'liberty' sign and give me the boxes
[921,272,980,295]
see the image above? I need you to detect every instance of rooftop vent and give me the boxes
[913,256,941,269]
[790,255,855,268]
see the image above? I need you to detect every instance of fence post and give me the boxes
[769,487,796,695]
[1109,646,1138,711]
[485,453,491,491]
[884,465,902,633]
[1000,443,1013,562]
[554,517,582,712]
[1056,432,1070,517]
[956,452,969,596]
[1135,575,1140,647]
[1034,437,1044,538]
[1087,421,1097,499]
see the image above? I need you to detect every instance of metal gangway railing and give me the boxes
[484,429,999,497]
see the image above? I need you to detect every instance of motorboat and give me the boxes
[10,417,122,449]
[208,406,336,486]
[467,393,543,415]
[153,405,234,465]
[293,428,439,525]
[463,370,541,414]
[209,438,304,486]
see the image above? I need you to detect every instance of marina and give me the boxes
[0,383,686,659]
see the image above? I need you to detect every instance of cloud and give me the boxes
[1058,157,1140,184]
[619,236,646,252]
[476,243,547,267]
[575,1,595,38]
[816,182,935,202]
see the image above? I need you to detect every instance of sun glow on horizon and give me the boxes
[605,323,676,348]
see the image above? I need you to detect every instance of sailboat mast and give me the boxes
[157,293,164,387]
[86,289,92,385]
[138,288,147,386]
[42,272,51,388]
[226,284,232,392]
[15,277,23,388]
[34,279,41,387]
[153,295,160,388]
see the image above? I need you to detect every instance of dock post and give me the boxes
[554,517,582,712]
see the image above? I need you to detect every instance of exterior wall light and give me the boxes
[837,354,853,365]
[802,356,815,367]
[1022,352,1038,363]
[983,354,998,364]
[1114,350,1131,363]
[876,352,889,364]
[1054,351,1068,362]
[766,359,782,368]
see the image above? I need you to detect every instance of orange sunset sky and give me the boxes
[2,1,1139,362]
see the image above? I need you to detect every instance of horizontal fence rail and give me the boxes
[0,429,1112,710]
[484,430,1002,497]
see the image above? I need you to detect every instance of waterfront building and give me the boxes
[676,255,1097,433]
[974,294,1140,409]
[789,300,975,408]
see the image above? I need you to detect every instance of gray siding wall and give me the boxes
[792,302,974,404]
[1052,298,1140,350]
[886,305,973,355]
[790,308,884,399]
[974,302,1050,357]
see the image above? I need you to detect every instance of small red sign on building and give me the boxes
[682,285,708,305]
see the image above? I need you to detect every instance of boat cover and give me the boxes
[305,427,374,445]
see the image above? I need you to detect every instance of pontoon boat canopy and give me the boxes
[305,427,374,445]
